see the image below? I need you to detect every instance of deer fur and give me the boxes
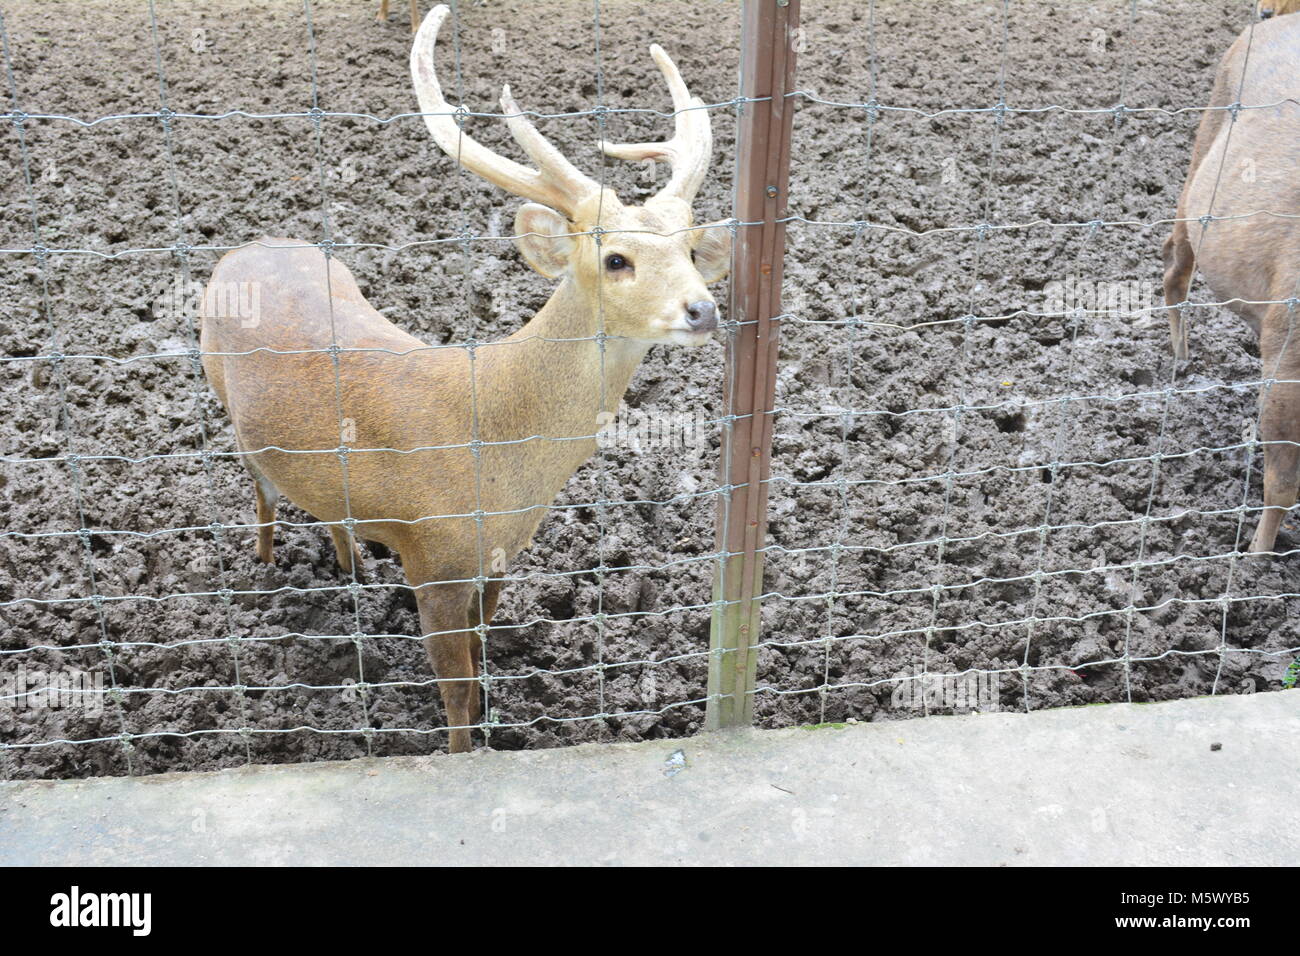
[200,5,730,752]
[1257,0,1300,19]
[1161,14,1300,553]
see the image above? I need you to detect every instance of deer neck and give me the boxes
[480,278,650,443]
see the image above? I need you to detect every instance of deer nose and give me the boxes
[684,300,718,332]
[1261,7,1274,16]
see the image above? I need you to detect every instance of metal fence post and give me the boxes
[707,0,800,731]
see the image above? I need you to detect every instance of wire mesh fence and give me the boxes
[1,0,1297,780]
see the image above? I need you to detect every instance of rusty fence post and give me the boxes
[707,0,800,731]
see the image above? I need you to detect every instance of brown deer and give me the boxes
[200,4,730,752]
[1161,13,1300,554]
[1257,0,1300,19]
[377,0,420,34]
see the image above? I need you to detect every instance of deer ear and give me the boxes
[693,222,732,283]
[514,203,575,277]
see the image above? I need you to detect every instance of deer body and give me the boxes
[204,239,650,562]
[201,6,729,752]
[1162,14,1300,553]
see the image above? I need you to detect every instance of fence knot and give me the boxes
[1227,100,1242,121]
[308,106,325,122]
[1286,297,1300,312]
[171,241,191,259]
[316,238,336,257]
[156,106,176,125]
[217,587,234,604]
[1110,102,1127,126]
[453,103,470,128]
[7,109,27,126]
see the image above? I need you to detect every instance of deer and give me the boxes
[1257,0,1300,19]
[377,0,421,34]
[1161,12,1300,554]
[199,4,731,752]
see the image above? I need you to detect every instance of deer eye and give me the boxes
[605,253,632,272]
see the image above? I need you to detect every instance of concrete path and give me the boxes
[2,692,1296,865]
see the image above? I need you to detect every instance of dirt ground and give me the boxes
[1,0,1295,779]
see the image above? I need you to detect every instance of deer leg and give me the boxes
[376,0,390,23]
[408,572,478,753]
[328,525,366,582]
[409,0,420,33]
[1249,309,1300,554]
[254,478,278,564]
[1161,226,1195,361]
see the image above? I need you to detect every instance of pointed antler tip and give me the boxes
[424,4,450,33]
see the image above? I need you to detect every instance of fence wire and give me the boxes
[1,0,1297,778]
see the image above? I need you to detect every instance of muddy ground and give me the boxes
[1,0,1295,779]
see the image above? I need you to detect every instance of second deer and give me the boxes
[1162,13,1300,554]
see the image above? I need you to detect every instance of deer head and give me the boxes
[410,4,731,346]
[1257,0,1300,18]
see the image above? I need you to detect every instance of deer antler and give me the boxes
[600,44,712,206]
[410,5,600,219]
